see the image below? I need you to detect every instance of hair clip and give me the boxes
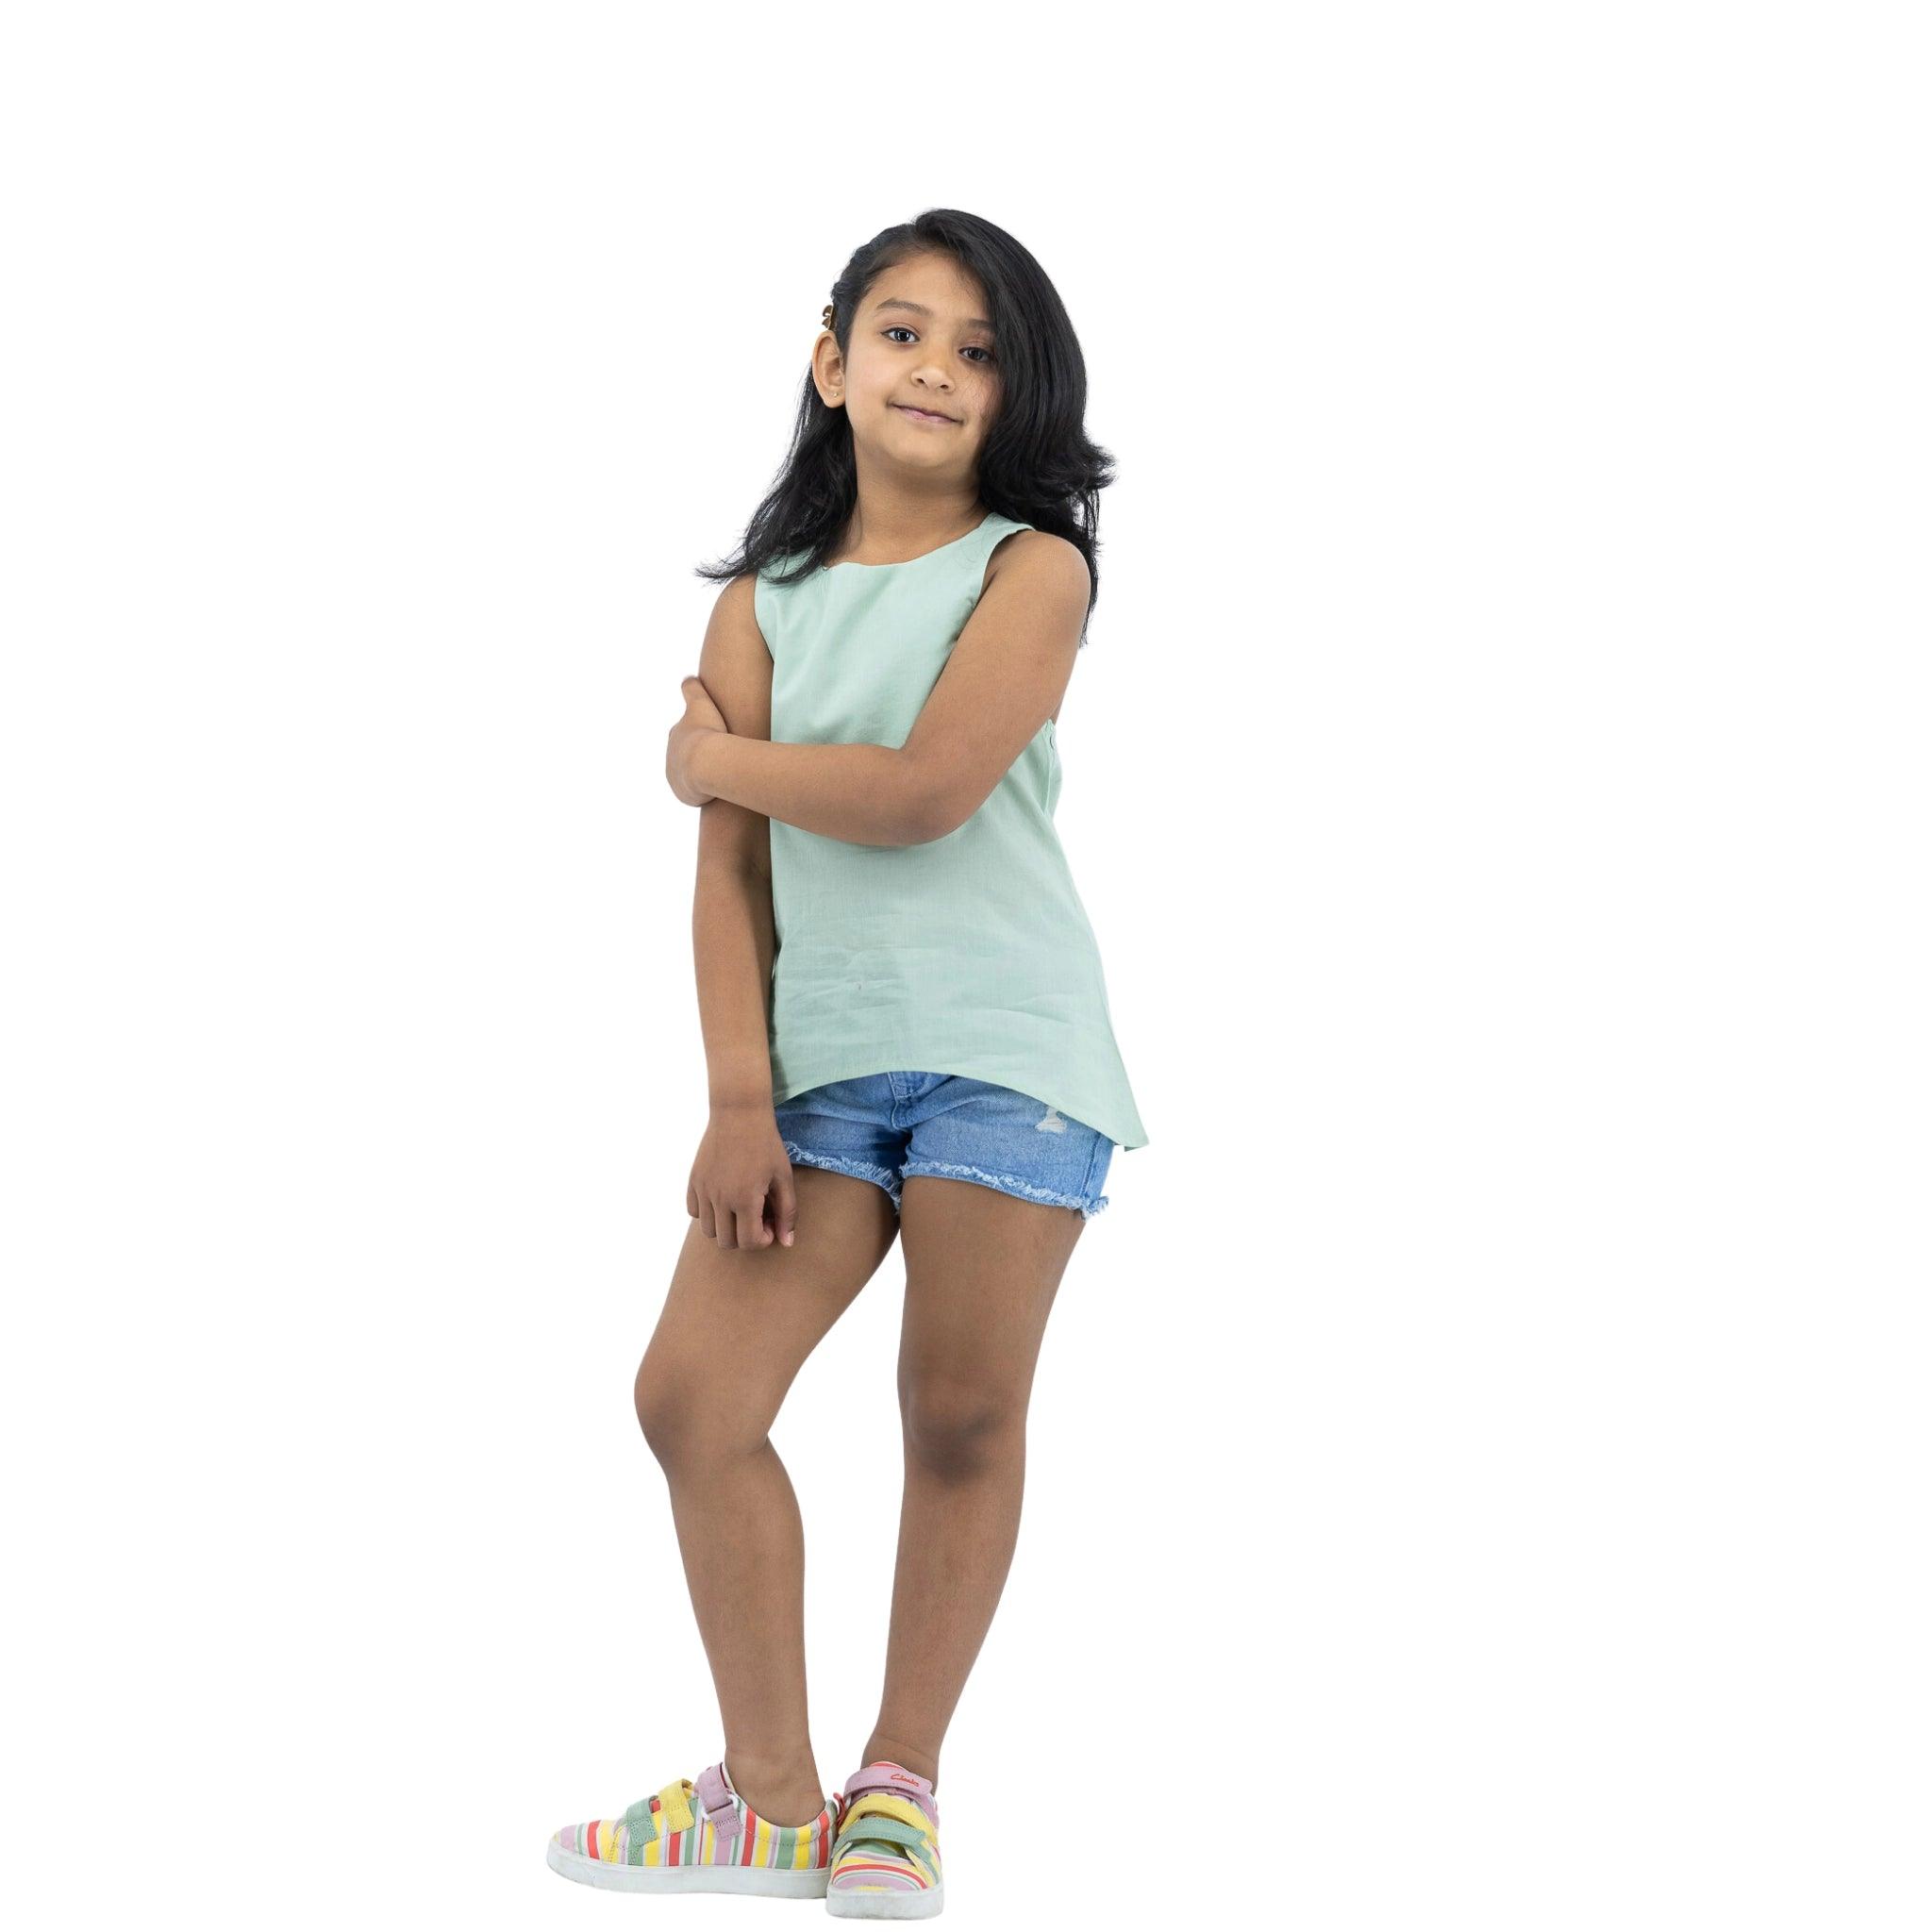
[822,303,836,331]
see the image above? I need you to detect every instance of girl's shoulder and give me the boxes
[983,521,1086,591]
[751,548,819,634]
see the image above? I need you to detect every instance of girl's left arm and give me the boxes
[677,534,1089,846]
[684,725,924,847]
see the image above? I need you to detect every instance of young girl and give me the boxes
[546,210,1147,1917]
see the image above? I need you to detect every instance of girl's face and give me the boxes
[814,253,1001,476]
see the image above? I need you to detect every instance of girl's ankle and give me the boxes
[723,1750,827,1829]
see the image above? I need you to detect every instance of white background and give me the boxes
[4,4,1925,1926]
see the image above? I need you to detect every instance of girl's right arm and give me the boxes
[685,575,797,1252]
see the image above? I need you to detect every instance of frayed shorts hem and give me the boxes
[900,1157,1110,1221]
[780,1141,1108,1221]
[781,1141,905,1210]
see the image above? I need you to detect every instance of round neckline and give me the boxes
[819,509,995,572]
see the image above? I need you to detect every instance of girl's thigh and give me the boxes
[895,1172,1087,1408]
[636,1167,900,1446]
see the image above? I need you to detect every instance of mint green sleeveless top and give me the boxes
[752,509,1148,1152]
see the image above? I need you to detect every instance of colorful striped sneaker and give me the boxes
[546,1758,840,1896]
[825,1760,943,1918]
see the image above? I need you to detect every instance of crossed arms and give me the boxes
[675,530,1089,849]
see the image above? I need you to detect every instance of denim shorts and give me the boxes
[773,1071,1115,1221]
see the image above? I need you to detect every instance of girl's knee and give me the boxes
[634,1357,774,1473]
[633,1359,696,1468]
[899,1376,1025,1480]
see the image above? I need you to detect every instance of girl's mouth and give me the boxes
[893,405,958,425]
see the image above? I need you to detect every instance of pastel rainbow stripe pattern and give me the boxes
[551,1763,837,1874]
[827,1759,944,1914]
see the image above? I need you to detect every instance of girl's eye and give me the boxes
[882,325,995,365]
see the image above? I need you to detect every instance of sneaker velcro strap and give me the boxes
[838,1813,928,1852]
[663,1779,699,1836]
[839,1793,934,1838]
[628,1778,694,1838]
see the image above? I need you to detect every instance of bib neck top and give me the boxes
[753,508,1148,1153]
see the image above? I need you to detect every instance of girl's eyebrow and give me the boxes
[873,297,995,333]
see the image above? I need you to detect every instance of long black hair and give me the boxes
[697,208,1115,626]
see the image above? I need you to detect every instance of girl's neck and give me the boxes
[825,498,987,568]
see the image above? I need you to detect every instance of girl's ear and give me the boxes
[811,330,845,406]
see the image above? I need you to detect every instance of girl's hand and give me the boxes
[687,1102,798,1250]
[667,674,728,806]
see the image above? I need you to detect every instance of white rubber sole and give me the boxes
[825,1877,945,1919]
[545,1837,830,1896]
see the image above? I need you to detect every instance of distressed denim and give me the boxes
[773,1070,1114,1221]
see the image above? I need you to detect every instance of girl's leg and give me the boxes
[856,1175,1087,1790]
[634,1167,900,1825]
